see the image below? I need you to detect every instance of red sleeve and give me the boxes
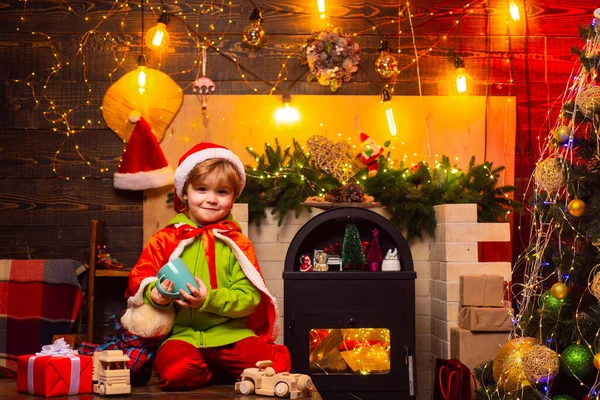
[125,228,175,298]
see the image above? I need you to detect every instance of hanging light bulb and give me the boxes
[317,0,326,19]
[145,13,170,51]
[242,9,265,48]
[136,54,147,95]
[509,0,520,21]
[451,56,473,95]
[381,89,397,136]
[275,94,300,124]
[375,40,399,79]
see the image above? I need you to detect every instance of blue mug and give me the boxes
[156,258,199,299]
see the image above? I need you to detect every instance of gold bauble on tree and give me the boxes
[553,125,571,143]
[493,337,538,392]
[594,353,600,370]
[534,157,565,193]
[242,8,265,48]
[374,40,398,79]
[551,282,569,300]
[567,199,585,217]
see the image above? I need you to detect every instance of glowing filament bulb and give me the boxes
[381,89,397,136]
[137,66,147,94]
[145,14,170,51]
[509,0,520,21]
[151,27,166,47]
[275,94,299,124]
[317,0,326,19]
[455,72,467,93]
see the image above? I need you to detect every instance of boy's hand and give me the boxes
[176,277,208,309]
[151,279,174,305]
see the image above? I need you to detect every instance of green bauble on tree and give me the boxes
[560,343,595,380]
[342,223,366,271]
[552,396,576,400]
[539,289,573,317]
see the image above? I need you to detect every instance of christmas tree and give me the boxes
[474,11,600,399]
[366,228,383,271]
[341,223,366,271]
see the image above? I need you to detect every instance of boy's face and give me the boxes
[183,173,234,226]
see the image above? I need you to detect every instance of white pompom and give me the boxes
[128,110,142,123]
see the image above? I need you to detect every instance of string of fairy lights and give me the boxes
[10,0,523,182]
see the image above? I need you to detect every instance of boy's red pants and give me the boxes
[154,337,291,390]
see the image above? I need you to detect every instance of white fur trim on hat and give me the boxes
[127,276,158,308]
[114,165,174,191]
[174,147,246,200]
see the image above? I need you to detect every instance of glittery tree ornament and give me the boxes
[552,396,576,400]
[366,229,383,271]
[553,125,571,143]
[560,343,595,379]
[551,281,569,300]
[567,199,585,217]
[539,289,573,316]
[374,40,398,79]
[342,223,366,271]
[534,157,565,193]
[242,9,265,48]
[493,337,538,391]
[522,344,560,384]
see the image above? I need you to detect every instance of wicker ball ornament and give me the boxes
[591,271,600,302]
[567,199,585,217]
[534,157,565,193]
[551,282,569,300]
[493,337,538,391]
[522,345,560,384]
[560,343,595,379]
[575,86,600,119]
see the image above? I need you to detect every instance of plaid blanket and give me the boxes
[0,259,83,372]
[79,315,166,386]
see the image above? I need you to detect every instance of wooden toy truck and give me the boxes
[92,350,131,396]
[235,360,312,399]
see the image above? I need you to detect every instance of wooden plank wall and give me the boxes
[0,1,596,270]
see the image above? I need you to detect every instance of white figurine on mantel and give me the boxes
[381,248,401,271]
[235,360,312,399]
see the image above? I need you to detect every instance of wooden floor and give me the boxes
[0,377,322,399]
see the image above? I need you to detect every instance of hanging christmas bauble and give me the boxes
[374,40,398,79]
[242,8,265,48]
[522,344,559,384]
[493,337,538,391]
[551,282,569,300]
[552,396,576,400]
[553,125,571,143]
[594,352,600,370]
[591,272,600,302]
[567,199,585,217]
[534,157,565,193]
[560,343,595,379]
[575,86,600,119]
[539,289,573,316]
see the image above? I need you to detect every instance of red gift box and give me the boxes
[17,354,92,397]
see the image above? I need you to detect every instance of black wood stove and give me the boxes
[283,207,417,399]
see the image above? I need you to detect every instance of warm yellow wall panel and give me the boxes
[144,95,515,244]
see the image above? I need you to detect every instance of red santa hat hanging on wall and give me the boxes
[358,132,384,178]
[113,111,174,190]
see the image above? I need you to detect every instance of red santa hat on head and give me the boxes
[113,112,174,191]
[360,132,370,146]
[173,142,246,212]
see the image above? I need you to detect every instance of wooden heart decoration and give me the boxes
[306,135,359,182]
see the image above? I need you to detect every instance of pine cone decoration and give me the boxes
[324,187,342,203]
[339,182,364,203]
[589,153,600,174]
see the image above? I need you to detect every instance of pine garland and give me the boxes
[238,141,521,242]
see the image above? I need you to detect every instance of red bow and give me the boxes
[174,220,238,289]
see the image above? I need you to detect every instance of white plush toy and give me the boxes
[120,303,175,338]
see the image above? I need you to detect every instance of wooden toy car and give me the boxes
[92,350,131,396]
[235,360,312,399]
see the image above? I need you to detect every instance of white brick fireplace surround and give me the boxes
[244,203,511,400]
